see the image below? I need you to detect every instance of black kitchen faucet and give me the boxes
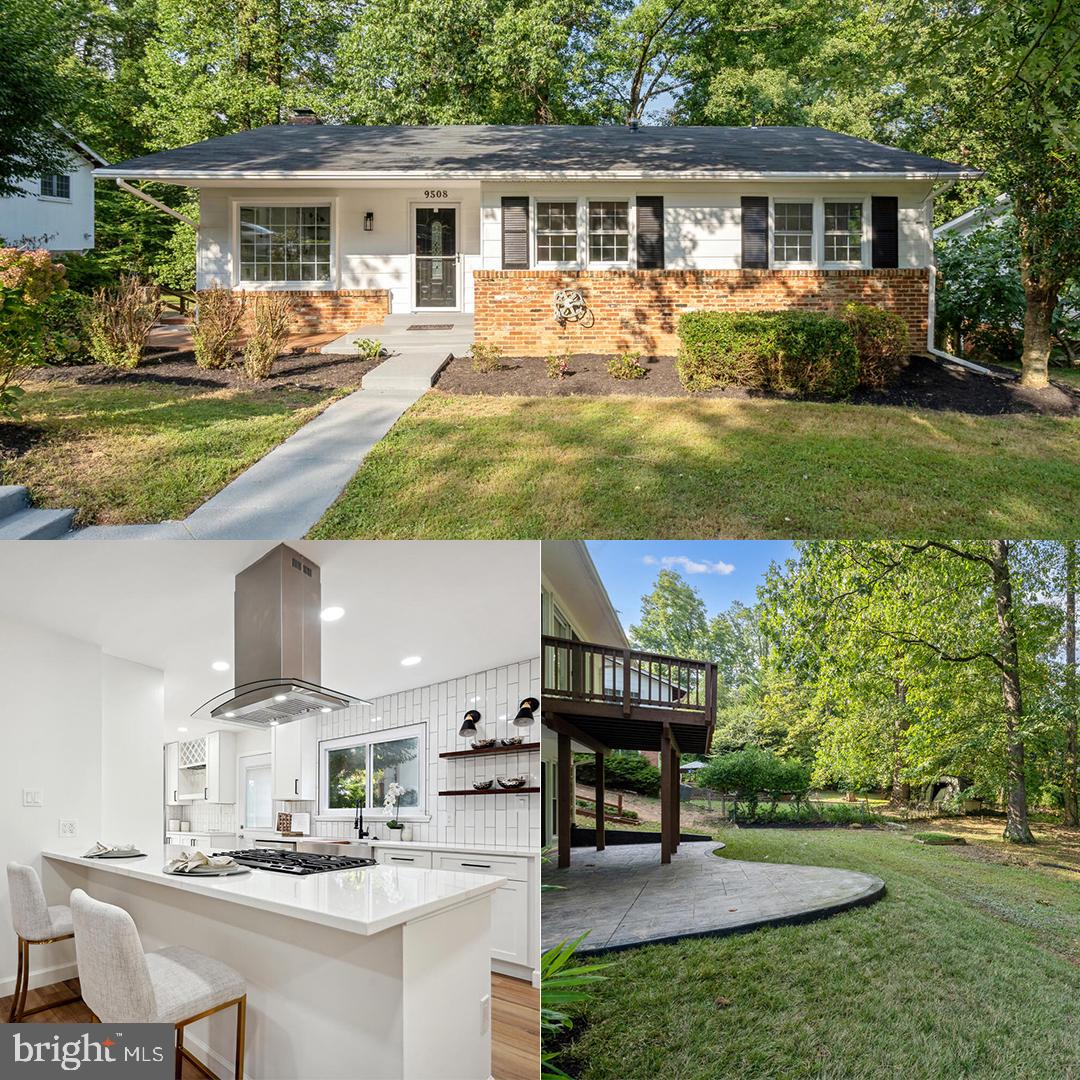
[354,798,369,839]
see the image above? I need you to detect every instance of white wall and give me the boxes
[101,654,166,854]
[0,156,95,252]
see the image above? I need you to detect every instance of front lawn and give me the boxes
[1,380,345,525]
[560,827,1080,1080]
[311,394,1080,538]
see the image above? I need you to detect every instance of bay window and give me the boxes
[588,201,629,264]
[773,202,814,264]
[536,201,578,263]
[320,724,426,818]
[239,205,331,284]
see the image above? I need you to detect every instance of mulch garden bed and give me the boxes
[434,352,1080,417]
[27,349,382,393]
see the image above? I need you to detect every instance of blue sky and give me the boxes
[585,540,797,633]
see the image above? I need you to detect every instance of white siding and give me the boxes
[0,156,95,252]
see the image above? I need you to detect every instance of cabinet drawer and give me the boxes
[376,848,433,869]
[434,852,528,882]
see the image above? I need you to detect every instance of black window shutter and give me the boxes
[636,196,664,269]
[741,196,769,269]
[871,196,899,268]
[501,197,529,270]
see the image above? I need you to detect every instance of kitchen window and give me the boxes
[40,173,71,200]
[536,201,578,263]
[239,205,331,284]
[588,201,629,264]
[773,202,813,264]
[824,201,864,263]
[319,724,426,819]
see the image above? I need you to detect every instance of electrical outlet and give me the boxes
[22,789,43,807]
[58,819,78,838]
[479,993,491,1035]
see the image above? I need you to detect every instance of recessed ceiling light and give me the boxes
[211,660,230,672]
[274,694,287,702]
[320,606,345,622]
[269,720,279,726]
[401,655,422,666]
[320,707,332,714]
[177,726,188,733]
[223,712,235,718]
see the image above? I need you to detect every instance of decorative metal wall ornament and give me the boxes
[553,289,594,327]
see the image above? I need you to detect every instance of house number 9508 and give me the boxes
[424,189,449,199]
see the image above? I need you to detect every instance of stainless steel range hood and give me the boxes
[192,545,367,727]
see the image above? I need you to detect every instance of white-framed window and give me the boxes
[824,201,864,263]
[773,202,814,264]
[40,174,71,200]
[239,204,331,284]
[588,200,630,264]
[319,724,427,819]
[239,753,273,829]
[536,201,578,264]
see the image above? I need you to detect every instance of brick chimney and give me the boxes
[287,109,321,126]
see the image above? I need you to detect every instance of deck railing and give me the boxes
[542,635,715,718]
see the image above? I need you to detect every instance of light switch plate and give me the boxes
[58,819,78,838]
[22,789,43,807]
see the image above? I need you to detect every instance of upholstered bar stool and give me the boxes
[71,890,247,1080]
[6,862,81,1021]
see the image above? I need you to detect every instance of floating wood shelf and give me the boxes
[439,742,540,760]
[438,787,540,797]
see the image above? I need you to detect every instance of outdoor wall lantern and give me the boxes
[363,211,374,231]
[459,709,482,739]
[512,698,540,728]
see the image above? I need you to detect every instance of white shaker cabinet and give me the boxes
[272,716,318,800]
[164,741,181,806]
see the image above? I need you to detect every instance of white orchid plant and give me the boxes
[383,782,406,829]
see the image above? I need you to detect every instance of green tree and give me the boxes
[629,569,712,659]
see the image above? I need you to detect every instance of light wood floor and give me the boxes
[2,972,539,1080]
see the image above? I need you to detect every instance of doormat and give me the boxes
[407,324,454,330]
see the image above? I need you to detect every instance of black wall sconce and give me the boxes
[512,697,539,728]
[459,709,482,739]
[363,211,374,232]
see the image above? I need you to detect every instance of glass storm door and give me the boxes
[414,206,458,308]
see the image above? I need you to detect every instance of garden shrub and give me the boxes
[840,303,910,388]
[355,337,384,361]
[677,310,858,398]
[41,288,92,363]
[86,277,161,369]
[470,341,503,373]
[545,353,569,380]
[243,293,293,380]
[576,751,661,797]
[193,285,245,369]
[914,831,966,845]
[697,748,812,820]
[607,351,647,380]
[0,247,68,417]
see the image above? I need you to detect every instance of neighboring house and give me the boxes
[95,117,978,354]
[934,194,1011,240]
[0,130,106,252]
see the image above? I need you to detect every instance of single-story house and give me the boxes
[0,129,106,253]
[934,194,1011,240]
[95,117,979,355]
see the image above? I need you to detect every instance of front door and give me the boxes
[414,206,458,308]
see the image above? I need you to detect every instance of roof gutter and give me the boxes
[115,178,198,228]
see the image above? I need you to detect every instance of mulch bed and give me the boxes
[0,422,46,463]
[434,352,1080,417]
[27,350,382,393]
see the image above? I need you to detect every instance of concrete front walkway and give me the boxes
[541,841,885,955]
[68,317,472,540]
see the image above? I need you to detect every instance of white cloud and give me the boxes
[642,554,735,576]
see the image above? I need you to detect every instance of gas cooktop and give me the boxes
[218,849,377,876]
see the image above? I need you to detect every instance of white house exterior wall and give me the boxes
[0,156,96,252]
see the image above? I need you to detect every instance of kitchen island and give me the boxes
[43,846,505,1080]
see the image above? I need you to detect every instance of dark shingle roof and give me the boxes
[97,125,978,181]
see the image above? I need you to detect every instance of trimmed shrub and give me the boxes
[576,752,661,797]
[840,303,909,388]
[470,341,503,373]
[677,310,858,398]
[607,351,647,380]
[193,286,245,369]
[86,276,161,369]
[243,293,293,380]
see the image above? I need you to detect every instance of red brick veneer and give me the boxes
[472,269,930,356]
[236,289,391,335]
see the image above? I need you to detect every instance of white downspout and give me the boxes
[115,178,198,229]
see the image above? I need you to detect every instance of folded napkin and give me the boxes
[83,841,139,857]
[165,850,238,873]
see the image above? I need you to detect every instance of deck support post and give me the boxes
[660,725,674,864]
[557,731,572,868]
[595,753,606,851]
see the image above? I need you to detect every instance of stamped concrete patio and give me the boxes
[541,840,885,955]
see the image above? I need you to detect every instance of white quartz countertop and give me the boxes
[43,846,505,937]
[367,840,540,858]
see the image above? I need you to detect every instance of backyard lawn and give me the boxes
[559,826,1080,1080]
[0,380,345,525]
[311,394,1080,539]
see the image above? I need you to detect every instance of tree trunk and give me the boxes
[990,540,1035,843]
[1064,541,1078,827]
[1018,260,1057,390]
[891,676,910,805]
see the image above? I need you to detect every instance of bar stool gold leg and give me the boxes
[9,938,25,1021]
[235,995,246,1080]
[175,1024,184,1080]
